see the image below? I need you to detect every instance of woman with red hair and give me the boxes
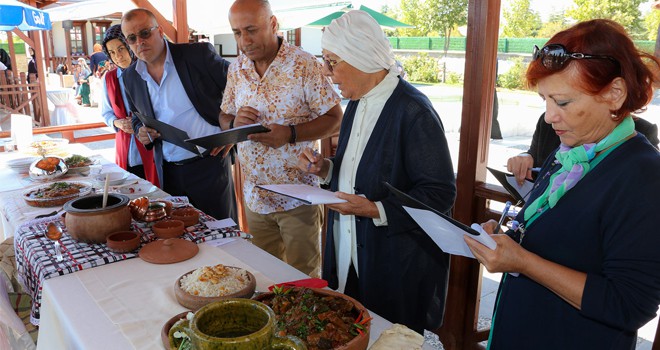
[466,19,660,349]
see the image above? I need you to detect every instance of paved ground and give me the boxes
[52,83,659,349]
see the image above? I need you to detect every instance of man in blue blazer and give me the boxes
[121,8,236,221]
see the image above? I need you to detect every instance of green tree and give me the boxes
[397,0,468,55]
[536,10,570,38]
[644,9,660,41]
[501,0,542,38]
[397,0,428,37]
[566,0,644,35]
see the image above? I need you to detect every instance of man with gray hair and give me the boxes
[298,10,456,333]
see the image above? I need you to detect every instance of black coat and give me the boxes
[324,78,456,333]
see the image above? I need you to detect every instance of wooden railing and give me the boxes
[0,71,43,126]
[0,122,115,149]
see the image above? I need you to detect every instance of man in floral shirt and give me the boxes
[221,0,342,277]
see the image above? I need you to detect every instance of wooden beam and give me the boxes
[28,30,50,126]
[7,32,16,74]
[12,28,32,46]
[172,0,189,43]
[132,0,178,42]
[437,0,502,349]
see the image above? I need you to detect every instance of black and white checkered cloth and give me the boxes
[14,204,250,325]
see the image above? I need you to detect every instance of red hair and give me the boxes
[526,19,660,119]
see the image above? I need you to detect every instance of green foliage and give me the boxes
[401,53,440,83]
[644,9,660,42]
[445,71,463,85]
[397,0,468,55]
[566,0,645,35]
[536,10,570,39]
[502,0,542,38]
[497,57,527,90]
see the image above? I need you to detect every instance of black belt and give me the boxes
[166,152,211,166]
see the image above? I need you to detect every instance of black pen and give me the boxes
[493,201,511,235]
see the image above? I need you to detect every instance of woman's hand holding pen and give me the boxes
[297,148,329,177]
[137,126,160,145]
[464,218,529,274]
[507,153,535,185]
[327,192,379,219]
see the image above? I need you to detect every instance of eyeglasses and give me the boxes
[323,55,344,73]
[532,44,619,71]
[125,26,158,45]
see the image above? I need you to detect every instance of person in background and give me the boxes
[89,43,108,75]
[0,48,12,71]
[298,10,456,333]
[27,47,37,83]
[55,63,69,75]
[75,58,92,107]
[101,24,159,187]
[220,0,342,278]
[465,19,660,349]
[121,8,236,221]
[507,112,658,184]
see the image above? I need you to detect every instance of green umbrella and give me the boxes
[307,5,414,29]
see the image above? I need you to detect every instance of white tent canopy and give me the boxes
[45,0,352,34]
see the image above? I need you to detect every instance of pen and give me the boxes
[307,150,319,172]
[493,201,511,235]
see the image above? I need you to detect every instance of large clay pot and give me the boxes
[63,194,132,243]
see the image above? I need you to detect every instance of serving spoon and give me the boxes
[46,223,64,262]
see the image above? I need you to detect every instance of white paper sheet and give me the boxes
[505,176,535,202]
[205,218,236,230]
[257,184,347,205]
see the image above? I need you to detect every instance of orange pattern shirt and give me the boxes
[221,41,340,214]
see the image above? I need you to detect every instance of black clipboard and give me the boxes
[486,167,535,204]
[384,182,480,236]
[186,123,270,149]
[133,111,202,156]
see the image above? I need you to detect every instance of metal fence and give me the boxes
[388,37,656,54]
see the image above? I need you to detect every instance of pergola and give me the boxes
[16,0,660,349]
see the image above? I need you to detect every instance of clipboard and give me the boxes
[486,167,535,204]
[256,184,347,205]
[384,182,480,236]
[186,123,270,149]
[133,111,202,156]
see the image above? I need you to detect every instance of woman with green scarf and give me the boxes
[465,19,660,349]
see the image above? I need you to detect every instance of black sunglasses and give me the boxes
[126,26,158,45]
[533,44,619,71]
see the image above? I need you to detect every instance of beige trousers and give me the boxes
[245,204,322,278]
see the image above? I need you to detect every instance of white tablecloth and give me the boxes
[46,88,76,126]
[37,240,392,349]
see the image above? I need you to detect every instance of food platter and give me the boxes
[64,155,97,175]
[174,264,256,311]
[115,183,157,199]
[23,181,93,207]
[23,139,70,157]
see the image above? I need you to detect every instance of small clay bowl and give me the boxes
[106,231,140,253]
[152,219,185,239]
[170,208,199,227]
[174,267,257,311]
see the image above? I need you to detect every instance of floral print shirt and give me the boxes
[221,40,340,214]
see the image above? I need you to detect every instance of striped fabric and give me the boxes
[14,205,250,325]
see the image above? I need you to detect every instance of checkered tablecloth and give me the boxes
[13,204,250,325]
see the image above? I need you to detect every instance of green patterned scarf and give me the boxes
[524,116,634,222]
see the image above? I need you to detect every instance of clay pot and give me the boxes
[170,207,199,227]
[106,231,140,253]
[168,299,306,350]
[174,267,257,311]
[152,219,185,239]
[63,194,132,244]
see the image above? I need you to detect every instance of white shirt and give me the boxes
[333,72,399,293]
[101,67,142,167]
[135,41,220,162]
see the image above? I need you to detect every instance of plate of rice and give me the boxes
[174,264,256,311]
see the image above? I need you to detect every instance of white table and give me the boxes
[46,88,76,126]
[37,239,391,350]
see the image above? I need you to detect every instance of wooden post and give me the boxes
[6,32,16,75]
[28,30,50,126]
[437,0,501,349]
[172,0,189,43]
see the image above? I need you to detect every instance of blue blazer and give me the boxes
[324,78,456,333]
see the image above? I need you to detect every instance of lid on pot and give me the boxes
[139,238,198,264]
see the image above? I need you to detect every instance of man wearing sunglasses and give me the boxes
[219,0,342,278]
[120,8,237,222]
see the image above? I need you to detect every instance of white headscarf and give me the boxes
[322,10,396,74]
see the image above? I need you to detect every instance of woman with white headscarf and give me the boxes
[298,11,456,333]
